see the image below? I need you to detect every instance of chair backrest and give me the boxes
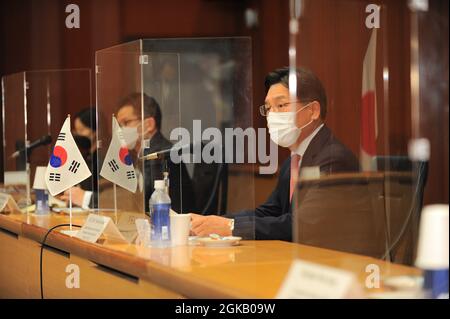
[376,156,413,171]
[293,173,388,259]
[293,159,428,265]
[381,159,428,265]
[191,161,228,215]
[188,142,228,215]
[293,156,428,265]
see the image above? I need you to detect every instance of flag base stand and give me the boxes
[61,188,77,237]
[60,229,79,237]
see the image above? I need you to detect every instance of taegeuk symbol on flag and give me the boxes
[99,115,137,193]
[45,116,92,196]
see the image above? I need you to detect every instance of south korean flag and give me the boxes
[100,116,137,193]
[45,116,92,196]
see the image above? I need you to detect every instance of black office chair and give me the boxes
[187,142,228,215]
[293,159,428,264]
[376,155,413,171]
[375,156,428,265]
[293,173,389,259]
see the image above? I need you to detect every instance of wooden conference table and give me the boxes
[0,210,421,299]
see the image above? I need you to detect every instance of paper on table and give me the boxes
[116,212,143,232]
[116,212,142,243]
[121,231,138,244]
[75,213,129,244]
[276,259,364,299]
[135,218,151,246]
[0,192,21,213]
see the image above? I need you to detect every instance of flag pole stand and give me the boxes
[113,183,118,223]
[69,187,73,231]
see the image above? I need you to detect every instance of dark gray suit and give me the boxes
[230,125,359,241]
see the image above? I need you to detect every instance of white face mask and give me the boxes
[121,126,139,150]
[267,103,313,148]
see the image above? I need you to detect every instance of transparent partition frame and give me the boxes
[2,72,29,206]
[142,38,255,216]
[96,40,147,214]
[2,69,92,207]
[287,0,421,274]
[96,38,255,239]
[26,69,93,199]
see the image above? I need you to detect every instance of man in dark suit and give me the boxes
[190,67,359,241]
[116,93,195,213]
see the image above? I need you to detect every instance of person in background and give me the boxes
[116,93,196,213]
[189,67,359,241]
[59,107,99,208]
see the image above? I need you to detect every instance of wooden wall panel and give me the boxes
[417,0,449,204]
[295,0,411,157]
[288,0,447,204]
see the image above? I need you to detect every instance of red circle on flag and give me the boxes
[50,145,67,168]
[119,147,132,166]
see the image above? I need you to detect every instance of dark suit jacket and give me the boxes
[144,131,196,213]
[79,150,99,208]
[230,125,359,241]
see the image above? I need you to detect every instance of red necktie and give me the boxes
[290,154,301,202]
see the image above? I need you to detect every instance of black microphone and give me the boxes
[10,135,52,159]
[140,143,192,160]
[140,141,204,161]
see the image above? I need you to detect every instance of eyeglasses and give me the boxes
[119,118,140,127]
[259,101,306,116]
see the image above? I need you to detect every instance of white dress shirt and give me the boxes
[292,123,324,169]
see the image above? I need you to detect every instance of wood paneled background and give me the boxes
[0,0,447,205]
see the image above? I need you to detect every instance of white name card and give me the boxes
[75,213,129,244]
[0,193,21,213]
[116,212,143,232]
[135,218,151,247]
[276,260,362,299]
[116,212,144,244]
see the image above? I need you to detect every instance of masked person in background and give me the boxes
[116,93,195,213]
[59,107,99,208]
[189,67,359,241]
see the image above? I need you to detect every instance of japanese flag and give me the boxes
[45,116,92,196]
[360,28,378,171]
[99,116,137,193]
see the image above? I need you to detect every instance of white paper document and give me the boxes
[75,213,129,244]
[276,259,360,299]
[0,192,20,213]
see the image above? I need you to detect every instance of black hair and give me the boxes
[118,93,162,130]
[74,107,96,131]
[264,67,327,119]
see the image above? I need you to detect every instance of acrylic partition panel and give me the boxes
[96,44,183,214]
[25,69,93,201]
[288,0,428,270]
[141,38,255,218]
[96,41,144,214]
[1,72,29,206]
[96,38,256,239]
[1,69,92,208]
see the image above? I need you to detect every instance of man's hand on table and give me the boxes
[190,213,233,237]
